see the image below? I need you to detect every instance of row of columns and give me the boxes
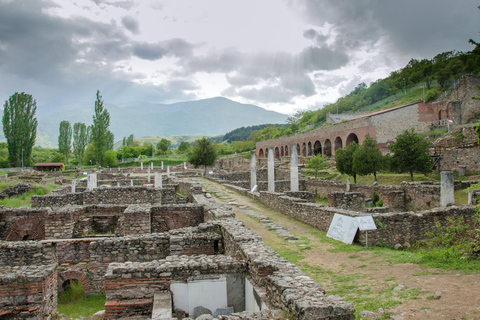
[252,146,458,209]
[251,144,299,193]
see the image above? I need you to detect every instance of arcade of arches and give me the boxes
[256,133,360,159]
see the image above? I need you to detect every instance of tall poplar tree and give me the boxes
[91,90,111,165]
[73,122,88,164]
[58,120,72,162]
[2,92,38,167]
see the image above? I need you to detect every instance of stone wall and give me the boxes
[217,182,478,248]
[0,241,57,267]
[361,206,476,246]
[151,204,204,233]
[0,264,57,319]
[328,192,365,211]
[83,187,162,205]
[31,193,83,207]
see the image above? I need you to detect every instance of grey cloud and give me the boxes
[122,16,139,34]
[132,42,166,60]
[223,85,295,104]
[293,0,480,59]
[92,0,135,10]
[132,39,195,60]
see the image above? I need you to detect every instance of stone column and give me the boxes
[117,182,120,187]
[92,173,97,189]
[290,143,298,192]
[131,179,134,186]
[440,171,454,207]
[71,177,76,193]
[268,147,275,193]
[141,162,143,170]
[459,166,467,177]
[155,172,162,188]
[87,174,92,191]
[167,166,170,177]
[161,161,164,170]
[151,162,154,170]
[184,162,187,170]
[346,177,351,192]
[148,166,151,183]
[250,151,257,191]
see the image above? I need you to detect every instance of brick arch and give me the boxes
[334,136,343,151]
[302,143,307,156]
[258,149,265,158]
[58,269,91,292]
[155,216,192,232]
[307,142,313,156]
[281,146,284,157]
[274,147,280,159]
[324,139,332,156]
[285,145,289,156]
[313,140,322,156]
[5,217,45,241]
[346,133,359,146]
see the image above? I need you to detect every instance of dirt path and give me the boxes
[198,178,480,320]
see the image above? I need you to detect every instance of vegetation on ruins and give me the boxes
[305,153,328,179]
[58,120,72,162]
[390,129,432,182]
[188,137,217,174]
[335,141,359,183]
[0,181,58,207]
[91,90,114,166]
[72,122,88,165]
[2,92,38,167]
[353,134,383,182]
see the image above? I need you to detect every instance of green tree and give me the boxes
[2,92,38,167]
[335,141,359,183]
[177,141,191,153]
[157,139,171,154]
[58,120,72,162]
[188,137,217,174]
[305,154,328,178]
[72,122,88,164]
[83,143,96,166]
[102,150,118,167]
[91,90,111,165]
[390,129,432,181]
[475,119,480,146]
[51,153,66,164]
[353,134,383,182]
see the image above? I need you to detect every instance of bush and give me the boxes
[425,87,442,102]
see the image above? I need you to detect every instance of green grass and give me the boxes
[57,293,106,318]
[0,183,59,207]
[336,173,436,185]
[454,188,469,205]
[315,196,328,206]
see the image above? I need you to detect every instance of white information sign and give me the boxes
[326,213,359,244]
[356,216,377,231]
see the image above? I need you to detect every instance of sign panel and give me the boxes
[326,213,358,244]
[356,216,377,231]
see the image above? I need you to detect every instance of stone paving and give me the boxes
[201,182,299,242]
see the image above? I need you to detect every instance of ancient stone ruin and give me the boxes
[0,169,356,319]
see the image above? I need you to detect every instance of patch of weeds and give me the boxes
[358,264,367,268]
[275,246,305,265]
[384,277,396,282]
[421,306,431,310]
[348,254,360,259]
[397,287,422,300]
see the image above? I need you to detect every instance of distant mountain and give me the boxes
[4,97,288,148]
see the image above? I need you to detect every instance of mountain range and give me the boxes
[2,97,289,148]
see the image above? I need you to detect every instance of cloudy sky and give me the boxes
[0,0,479,115]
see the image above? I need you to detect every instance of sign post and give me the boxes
[355,216,377,247]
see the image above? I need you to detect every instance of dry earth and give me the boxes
[198,178,480,320]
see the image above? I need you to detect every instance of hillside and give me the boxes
[8,97,288,148]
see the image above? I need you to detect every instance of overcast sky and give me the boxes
[0,0,478,115]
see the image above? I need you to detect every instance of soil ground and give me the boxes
[197,178,480,320]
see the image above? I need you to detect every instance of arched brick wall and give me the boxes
[5,217,45,241]
[58,269,91,292]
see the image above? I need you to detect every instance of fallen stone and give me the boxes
[393,284,405,291]
[214,307,234,317]
[434,291,442,299]
[193,306,212,319]
[394,243,403,250]
[359,310,378,319]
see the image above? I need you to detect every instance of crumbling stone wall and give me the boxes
[0,265,57,319]
[328,192,365,211]
[0,241,56,266]
[31,193,83,207]
[151,204,204,233]
[83,187,162,205]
